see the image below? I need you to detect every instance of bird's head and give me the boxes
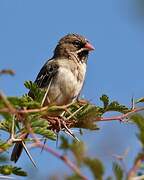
[53,34,95,62]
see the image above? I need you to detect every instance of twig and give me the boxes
[66,104,86,120]
[27,126,86,178]
[30,142,87,180]
[0,103,75,114]
[0,92,16,114]
[99,107,144,122]
[113,148,130,177]
[0,69,15,76]
[131,95,135,110]
[1,106,144,130]
[0,176,15,179]
[1,103,144,123]
[62,122,80,142]
[127,155,144,179]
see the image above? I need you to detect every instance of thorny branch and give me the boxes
[1,101,144,123]
[99,107,144,122]
[127,154,144,179]
[1,91,144,179]
[0,92,87,179]
[30,142,87,180]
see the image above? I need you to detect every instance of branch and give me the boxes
[98,107,144,122]
[31,142,87,179]
[0,92,16,114]
[28,129,87,180]
[0,103,74,114]
[0,69,15,76]
[127,155,144,179]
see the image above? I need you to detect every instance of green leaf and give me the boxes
[131,114,144,130]
[0,165,12,175]
[7,97,21,107]
[77,104,102,120]
[70,141,86,165]
[20,95,41,108]
[100,94,109,109]
[30,116,50,128]
[0,154,9,163]
[24,81,45,103]
[0,140,11,151]
[99,95,129,114]
[113,162,123,180]
[131,114,144,146]
[66,174,83,180]
[3,95,40,109]
[105,176,113,180]
[107,101,129,113]
[59,136,70,150]
[33,127,56,140]
[75,104,100,130]
[84,157,104,180]
[28,115,56,140]
[12,166,27,176]
[0,165,27,176]
[24,80,36,90]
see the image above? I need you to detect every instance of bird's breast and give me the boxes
[48,62,86,105]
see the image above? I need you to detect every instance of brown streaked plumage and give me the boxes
[11,33,94,163]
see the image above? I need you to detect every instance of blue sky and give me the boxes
[0,0,144,179]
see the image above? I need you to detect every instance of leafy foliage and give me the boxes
[60,137,104,179]
[60,136,86,165]
[1,79,144,179]
[131,114,144,146]
[84,157,104,180]
[28,115,56,140]
[0,165,27,176]
[0,140,11,151]
[100,94,129,114]
[112,162,123,180]
[76,104,100,130]
[24,81,45,103]
[70,141,86,165]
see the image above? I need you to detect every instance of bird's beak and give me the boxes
[84,42,95,51]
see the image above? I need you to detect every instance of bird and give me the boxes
[11,33,95,163]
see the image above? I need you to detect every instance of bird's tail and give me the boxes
[11,133,28,163]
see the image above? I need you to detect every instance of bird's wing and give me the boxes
[34,59,59,88]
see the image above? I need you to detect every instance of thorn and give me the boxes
[113,147,130,160]
[131,95,135,110]
[64,130,80,142]
[22,141,37,168]
[62,122,80,142]
[67,105,85,120]
[60,111,65,117]
[41,78,53,106]
[10,115,15,139]
[0,175,15,179]
[56,133,59,148]
[40,138,47,153]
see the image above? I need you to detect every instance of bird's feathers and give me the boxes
[35,60,59,88]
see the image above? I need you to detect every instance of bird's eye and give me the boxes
[73,40,82,48]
